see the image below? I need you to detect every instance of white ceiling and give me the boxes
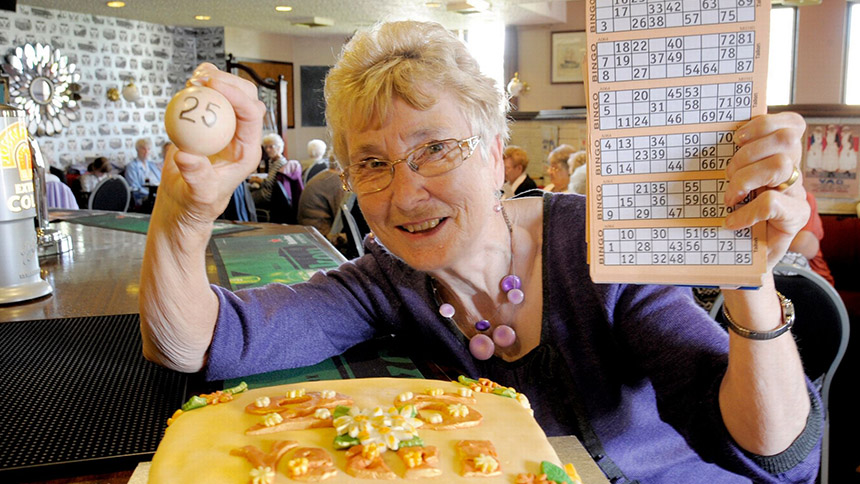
[18,1,579,37]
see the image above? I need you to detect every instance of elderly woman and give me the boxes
[250,133,300,207]
[141,21,820,483]
[543,144,578,192]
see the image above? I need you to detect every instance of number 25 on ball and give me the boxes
[165,86,237,157]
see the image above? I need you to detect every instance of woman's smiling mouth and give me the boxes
[399,217,446,233]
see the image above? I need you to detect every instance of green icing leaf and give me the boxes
[332,405,352,418]
[458,375,479,386]
[540,461,574,484]
[395,405,418,418]
[181,395,207,412]
[224,381,248,395]
[397,436,424,449]
[333,434,360,449]
[491,387,516,398]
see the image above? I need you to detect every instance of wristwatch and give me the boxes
[722,291,795,340]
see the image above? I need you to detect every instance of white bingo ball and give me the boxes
[164,86,237,157]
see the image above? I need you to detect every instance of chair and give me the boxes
[220,181,258,222]
[267,176,297,224]
[88,175,131,212]
[332,193,370,259]
[712,263,849,484]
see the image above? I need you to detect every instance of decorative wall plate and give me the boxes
[2,43,81,136]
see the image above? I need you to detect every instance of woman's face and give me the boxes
[547,160,569,189]
[263,143,281,159]
[345,93,504,272]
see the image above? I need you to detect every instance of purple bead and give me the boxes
[492,325,516,347]
[507,288,524,305]
[469,334,495,360]
[439,303,455,318]
[500,275,521,292]
[475,319,491,332]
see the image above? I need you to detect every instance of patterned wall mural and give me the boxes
[0,4,224,170]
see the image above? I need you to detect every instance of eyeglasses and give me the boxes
[341,135,481,195]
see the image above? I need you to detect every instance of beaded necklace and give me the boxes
[436,203,523,360]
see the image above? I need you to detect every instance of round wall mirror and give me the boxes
[2,43,80,136]
[29,77,53,104]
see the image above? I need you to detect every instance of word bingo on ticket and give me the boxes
[586,0,770,287]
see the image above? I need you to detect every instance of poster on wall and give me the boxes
[801,123,860,199]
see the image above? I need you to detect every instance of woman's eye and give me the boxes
[426,142,445,154]
[366,160,389,169]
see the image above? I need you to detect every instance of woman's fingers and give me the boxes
[724,113,805,206]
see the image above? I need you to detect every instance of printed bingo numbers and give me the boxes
[585,0,770,287]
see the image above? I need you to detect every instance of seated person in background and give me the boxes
[297,153,348,247]
[542,145,578,192]
[783,191,835,286]
[154,142,173,172]
[302,139,329,185]
[124,138,162,208]
[543,145,578,193]
[80,157,112,193]
[501,145,538,198]
[141,21,820,483]
[250,133,300,208]
[568,151,588,195]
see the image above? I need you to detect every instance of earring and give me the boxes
[494,189,503,212]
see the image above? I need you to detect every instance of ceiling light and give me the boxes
[194,15,211,21]
[447,1,491,14]
[106,1,125,7]
[426,2,443,7]
[275,6,293,12]
[292,17,335,27]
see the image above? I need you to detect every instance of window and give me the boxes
[846,2,860,103]
[768,7,797,106]
[463,21,506,93]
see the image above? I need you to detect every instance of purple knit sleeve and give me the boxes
[205,244,403,380]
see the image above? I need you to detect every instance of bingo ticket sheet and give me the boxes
[586,0,770,287]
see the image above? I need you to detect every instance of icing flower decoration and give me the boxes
[474,454,500,473]
[249,465,275,484]
[262,412,284,427]
[287,457,309,477]
[448,404,470,418]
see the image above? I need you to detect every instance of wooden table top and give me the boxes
[0,210,332,323]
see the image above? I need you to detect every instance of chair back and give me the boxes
[268,175,297,224]
[772,264,849,407]
[220,181,257,222]
[335,193,371,259]
[88,175,131,212]
[714,264,849,484]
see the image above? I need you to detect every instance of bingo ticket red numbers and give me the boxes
[586,0,770,287]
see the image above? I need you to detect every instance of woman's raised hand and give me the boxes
[723,112,810,271]
[158,63,266,228]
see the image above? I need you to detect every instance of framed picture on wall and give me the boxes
[551,31,586,84]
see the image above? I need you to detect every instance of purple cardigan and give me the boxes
[208,193,821,483]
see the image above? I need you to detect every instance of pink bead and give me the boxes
[492,325,516,347]
[469,334,495,360]
[439,303,455,318]
[507,288,524,305]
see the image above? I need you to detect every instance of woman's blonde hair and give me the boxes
[325,20,509,168]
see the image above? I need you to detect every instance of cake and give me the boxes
[149,377,579,483]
